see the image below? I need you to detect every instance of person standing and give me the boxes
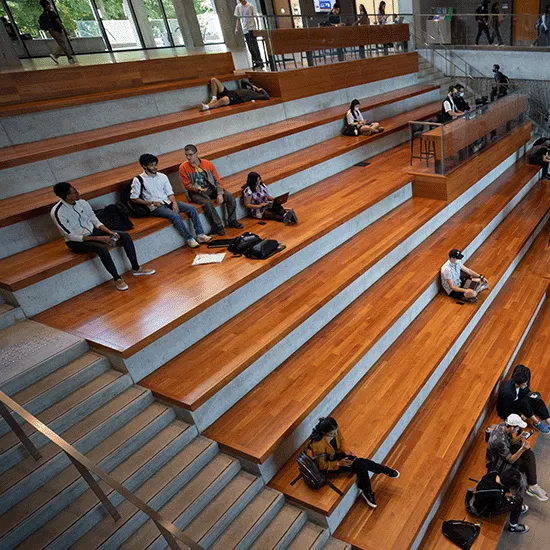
[491,64,509,102]
[234,0,263,69]
[475,0,492,45]
[532,6,550,47]
[39,0,76,65]
[490,3,504,45]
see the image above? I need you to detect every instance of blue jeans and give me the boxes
[154,201,204,240]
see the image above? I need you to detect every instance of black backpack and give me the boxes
[291,443,344,495]
[442,520,480,550]
[244,239,284,260]
[38,12,52,31]
[94,203,134,231]
[228,232,262,255]
[121,176,151,218]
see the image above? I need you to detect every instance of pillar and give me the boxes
[0,20,21,68]
[212,0,245,48]
[127,0,157,48]
[172,0,204,47]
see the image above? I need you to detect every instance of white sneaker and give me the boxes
[199,103,210,112]
[526,485,549,501]
[196,234,213,244]
[49,54,59,65]
[115,278,128,291]
[187,238,200,248]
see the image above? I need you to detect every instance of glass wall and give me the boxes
[0,0,224,58]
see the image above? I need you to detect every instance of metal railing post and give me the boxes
[0,401,41,460]
[154,519,182,550]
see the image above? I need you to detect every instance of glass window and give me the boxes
[194,0,223,44]
[143,0,170,47]
[161,0,183,46]
[54,0,107,53]
[94,0,141,50]
[6,0,42,38]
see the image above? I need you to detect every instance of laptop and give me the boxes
[273,192,289,205]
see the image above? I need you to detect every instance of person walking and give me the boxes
[532,6,550,47]
[234,0,263,69]
[39,0,76,64]
[475,0,492,45]
[490,3,504,46]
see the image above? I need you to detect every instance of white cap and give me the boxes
[506,414,527,429]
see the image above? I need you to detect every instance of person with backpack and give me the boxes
[343,99,384,136]
[130,154,212,248]
[490,64,509,102]
[475,0,492,45]
[39,0,76,65]
[497,365,550,434]
[179,144,244,236]
[468,469,529,534]
[242,172,297,224]
[490,3,504,46]
[308,417,400,509]
[486,414,548,502]
[51,182,155,291]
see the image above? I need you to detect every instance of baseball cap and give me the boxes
[449,249,464,260]
[505,414,527,429]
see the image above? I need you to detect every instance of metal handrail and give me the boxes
[0,390,203,550]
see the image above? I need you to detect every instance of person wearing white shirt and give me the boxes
[441,85,463,123]
[343,99,383,136]
[234,0,263,68]
[51,182,155,291]
[440,248,488,302]
[130,154,212,248]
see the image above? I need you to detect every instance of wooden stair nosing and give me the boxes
[0,84,438,229]
[204,165,547,469]
[332,225,550,549]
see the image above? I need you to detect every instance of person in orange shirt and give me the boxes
[179,144,244,236]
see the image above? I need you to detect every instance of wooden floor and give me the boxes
[0,84,437,228]
[204,164,546,467]
[32,143,413,356]
[333,223,550,549]
[420,293,550,550]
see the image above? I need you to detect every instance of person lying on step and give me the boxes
[309,416,399,509]
[440,248,489,303]
[199,78,270,112]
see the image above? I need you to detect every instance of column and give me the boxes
[172,0,204,47]
[212,0,245,49]
[0,19,21,68]
[127,0,156,48]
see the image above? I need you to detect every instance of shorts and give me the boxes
[449,290,465,300]
[218,86,243,105]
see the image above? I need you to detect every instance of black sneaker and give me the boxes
[216,228,226,236]
[229,221,244,229]
[386,468,400,479]
[361,491,377,508]
[507,524,529,534]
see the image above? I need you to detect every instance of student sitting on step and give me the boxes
[468,468,530,534]
[528,139,550,180]
[199,78,270,112]
[309,417,400,509]
[179,144,244,236]
[486,414,548,502]
[343,99,384,136]
[131,154,212,248]
[242,172,297,224]
[51,182,155,291]
[440,248,489,302]
[497,364,550,434]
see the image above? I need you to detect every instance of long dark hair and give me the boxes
[242,171,262,191]
[359,3,367,14]
[310,417,338,441]
[348,99,360,112]
[378,1,386,14]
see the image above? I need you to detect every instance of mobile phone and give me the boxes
[522,430,534,440]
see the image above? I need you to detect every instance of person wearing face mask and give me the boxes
[454,84,470,112]
[308,417,400,509]
[491,64,509,102]
[440,86,464,123]
[486,414,548,502]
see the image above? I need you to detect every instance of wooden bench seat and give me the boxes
[0,85,438,228]
[203,163,546,467]
[139,147,446,413]
[0,73,237,118]
[0,101,440,295]
[419,298,550,550]
[333,223,550,550]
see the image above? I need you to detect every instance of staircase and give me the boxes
[0,313,349,550]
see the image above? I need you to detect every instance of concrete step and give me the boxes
[321,538,352,550]
[0,404,178,550]
[0,320,88,395]
[249,505,307,550]
[0,386,153,512]
[0,303,24,330]
[76,451,239,549]
[0,352,109,437]
[0,370,134,472]
[209,488,284,550]
[287,523,330,550]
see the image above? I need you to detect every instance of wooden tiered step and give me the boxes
[32,141,416,356]
[205,165,547,468]
[333,223,550,549]
[0,84,437,227]
[419,295,550,550]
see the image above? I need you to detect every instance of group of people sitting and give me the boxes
[469,364,550,534]
[441,83,471,122]
[51,143,296,291]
